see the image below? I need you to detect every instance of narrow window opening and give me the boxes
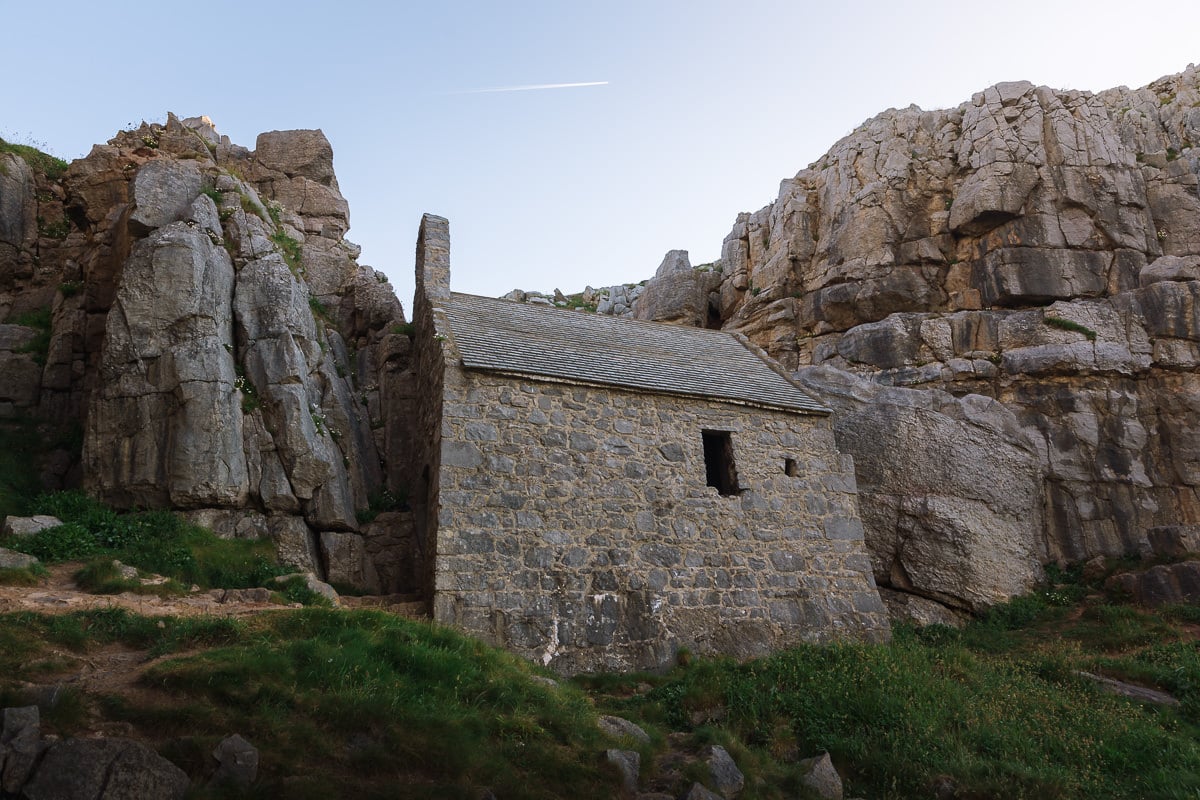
[702,430,740,496]
[784,458,798,477]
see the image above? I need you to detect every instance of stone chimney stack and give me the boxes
[415,213,450,303]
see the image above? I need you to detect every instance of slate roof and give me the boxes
[442,292,829,414]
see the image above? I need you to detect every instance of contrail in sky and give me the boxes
[448,81,609,95]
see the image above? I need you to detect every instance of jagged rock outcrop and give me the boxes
[0,115,413,589]
[686,64,1200,613]
[633,250,722,327]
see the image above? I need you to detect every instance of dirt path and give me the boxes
[0,562,297,618]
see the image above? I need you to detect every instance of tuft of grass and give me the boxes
[37,215,71,240]
[234,367,261,414]
[308,294,332,324]
[200,186,223,205]
[0,137,69,180]
[73,558,187,597]
[563,295,598,313]
[355,487,408,524]
[0,563,47,586]
[7,491,292,591]
[10,306,52,365]
[272,575,334,608]
[271,230,303,275]
[390,321,415,337]
[1045,316,1098,341]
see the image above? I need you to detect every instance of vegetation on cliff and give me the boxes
[0,135,68,179]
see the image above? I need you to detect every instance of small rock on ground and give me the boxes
[799,751,843,800]
[212,733,258,787]
[703,744,744,798]
[606,748,640,796]
[598,714,651,745]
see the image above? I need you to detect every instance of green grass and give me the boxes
[6,490,292,591]
[1044,316,1098,341]
[73,558,187,597]
[272,574,335,608]
[308,294,332,323]
[0,137,69,180]
[0,418,45,519]
[355,487,409,524]
[234,368,261,414]
[580,575,1200,800]
[0,563,47,586]
[2,568,1200,798]
[390,322,415,337]
[563,294,598,312]
[271,230,303,274]
[49,608,616,799]
[0,608,246,667]
[9,305,52,365]
[200,186,224,205]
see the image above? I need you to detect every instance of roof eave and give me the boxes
[460,364,832,416]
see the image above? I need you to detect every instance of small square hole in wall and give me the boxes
[784,458,798,477]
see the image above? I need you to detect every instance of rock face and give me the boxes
[688,64,1200,612]
[0,114,412,589]
[634,250,722,326]
[797,367,1045,611]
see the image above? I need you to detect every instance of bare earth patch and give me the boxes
[0,561,294,617]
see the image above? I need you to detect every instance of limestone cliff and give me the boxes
[0,116,413,590]
[644,65,1200,614]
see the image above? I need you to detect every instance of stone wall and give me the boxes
[430,368,891,674]
[411,214,453,604]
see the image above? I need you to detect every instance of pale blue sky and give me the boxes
[3,1,1198,316]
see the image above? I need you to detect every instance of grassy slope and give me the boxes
[0,608,617,800]
[1,580,1199,799]
[4,417,1200,798]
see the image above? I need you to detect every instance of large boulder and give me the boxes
[254,130,337,186]
[798,752,844,800]
[0,548,39,569]
[2,515,61,538]
[128,158,202,232]
[19,737,189,800]
[797,366,1044,612]
[211,734,258,788]
[0,706,42,793]
[634,250,721,326]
